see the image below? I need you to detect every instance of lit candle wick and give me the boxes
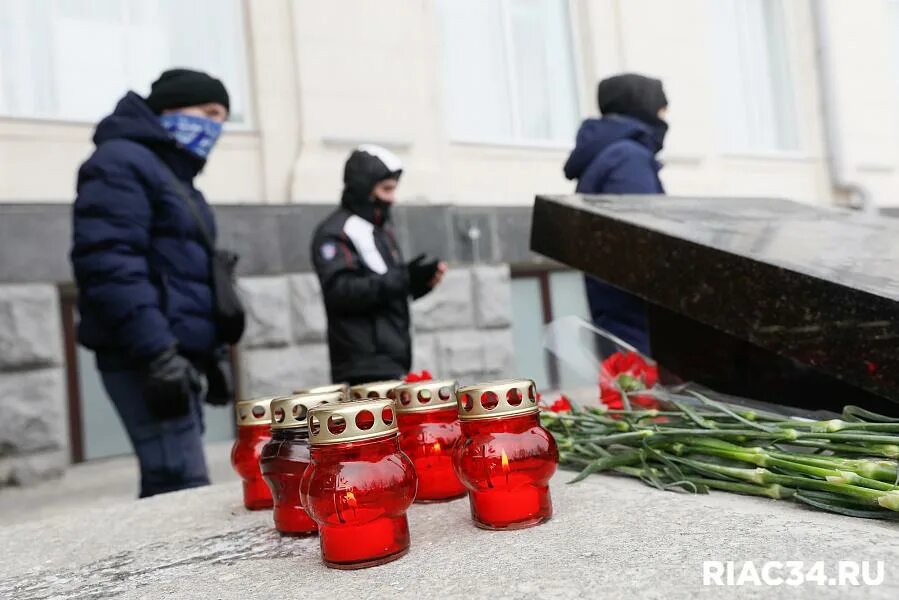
[501,449,510,485]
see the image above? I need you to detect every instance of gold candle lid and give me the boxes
[392,379,458,413]
[308,398,398,445]
[271,391,342,430]
[349,380,403,401]
[293,383,349,397]
[456,379,539,421]
[235,396,277,426]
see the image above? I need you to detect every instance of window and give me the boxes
[0,0,251,124]
[436,0,580,145]
[709,0,799,153]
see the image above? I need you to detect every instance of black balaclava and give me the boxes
[146,68,230,114]
[597,73,668,151]
[341,145,403,226]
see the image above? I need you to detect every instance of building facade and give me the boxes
[1,0,898,482]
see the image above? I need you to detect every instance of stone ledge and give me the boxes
[1,472,898,599]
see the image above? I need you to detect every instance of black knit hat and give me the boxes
[145,68,230,114]
[597,73,667,126]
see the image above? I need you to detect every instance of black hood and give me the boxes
[93,91,206,180]
[597,73,667,127]
[341,145,403,225]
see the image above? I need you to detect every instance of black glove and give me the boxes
[205,346,235,406]
[144,346,202,420]
[407,254,440,299]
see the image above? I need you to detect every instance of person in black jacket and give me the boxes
[70,69,236,498]
[312,145,446,384]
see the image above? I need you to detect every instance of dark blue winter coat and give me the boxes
[564,115,664,195]
[563,115,665,354]
[71,92,218,366]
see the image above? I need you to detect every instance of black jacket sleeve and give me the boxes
[312,232,408,315]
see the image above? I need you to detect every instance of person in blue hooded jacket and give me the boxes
[563,73,669,354]
[70,69,233,497]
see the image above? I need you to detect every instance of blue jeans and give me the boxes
[100,367,210,498]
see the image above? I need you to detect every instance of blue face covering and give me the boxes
[159,113,222,159]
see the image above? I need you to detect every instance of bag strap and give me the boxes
[156,160,216,252]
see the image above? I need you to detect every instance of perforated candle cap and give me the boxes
[270,391,342,430]
[349,380,403,401]
[308,398,399,445]
[292,383,349,398]
[392,379,458,413]
[456,379,539,421]
[234,396,277,426]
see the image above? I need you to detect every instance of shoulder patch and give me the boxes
[320,242,338,261]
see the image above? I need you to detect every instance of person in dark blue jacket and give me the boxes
[70,69,233,497]
[563,73,669,354]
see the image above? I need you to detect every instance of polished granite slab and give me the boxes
[530,194,899,411]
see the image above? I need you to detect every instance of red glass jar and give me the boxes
[394,379,465,502]
[453,380,558,530]
[231,397,275,510]
[300,398,417,569]
[260,391,341,535]
[349,380,403,401]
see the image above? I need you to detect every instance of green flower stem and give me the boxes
[666,453,895,508]
[684,446,898,492]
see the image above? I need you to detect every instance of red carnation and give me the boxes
[599,351,660,411]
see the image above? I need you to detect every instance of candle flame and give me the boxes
[345,490,357,508]
[500,449,510,473]
[432,441,441,453]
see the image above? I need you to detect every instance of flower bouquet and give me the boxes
[539,316,899,520]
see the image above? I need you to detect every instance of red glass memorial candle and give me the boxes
[231,396,275,510]
[453,379,558,530]
[349,380,403,401]
[393,379,466,503]
[260,391,341,535]
[300,398,417,569]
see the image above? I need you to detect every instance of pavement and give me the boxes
[2,462,899,599]
[0,441,236,527]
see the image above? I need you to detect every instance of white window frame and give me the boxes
[708,0,805,159]
[439,0,584,150]
[0,0,255,130]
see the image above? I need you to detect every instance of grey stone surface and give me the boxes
[238,276,292,349]
[411,332,438,373]
[397,204,454,263]
[0,449,67,486]
[434,329,500,382]
[288,273,327,343]
[451,208,497,264]
[412,268,474,332]
[0,368,66,454]
[278,205,334,273]
[215,206,285,276]
[2,472,899,599]
[0,284,63,370]
[472,264,513,328]
[480,327,516,376]
[242,344,330,398]
[0,205,72,283]
[0,441,236,526]
[0,203,538,283]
